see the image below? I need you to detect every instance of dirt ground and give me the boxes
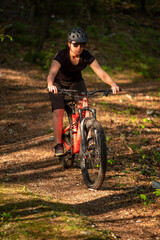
[0,66,160,240]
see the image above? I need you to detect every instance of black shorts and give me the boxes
[49,80,87,111]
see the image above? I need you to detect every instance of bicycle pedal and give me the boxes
[57,151,69,157]
[55,153,65,157]
[54,153,64,157]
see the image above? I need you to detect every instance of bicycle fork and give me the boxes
[79,107,96,154]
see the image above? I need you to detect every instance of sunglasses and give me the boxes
[71,42,86,48]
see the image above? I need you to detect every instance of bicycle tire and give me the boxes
[80,118,107,189]
[59,104,75,168]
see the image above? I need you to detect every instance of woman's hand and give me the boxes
[111,83,119,94]
[47,84,58,94]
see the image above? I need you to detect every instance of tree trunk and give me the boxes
[141,0,146,12]
[35,0,52,51]
[36,15,50,52]
[25,0,52,62]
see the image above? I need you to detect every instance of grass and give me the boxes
[0,184,113,240]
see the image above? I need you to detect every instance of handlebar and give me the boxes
[47,88,122,98]
[58,88,112,97]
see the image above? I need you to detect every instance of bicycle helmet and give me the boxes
[67,28,88,43]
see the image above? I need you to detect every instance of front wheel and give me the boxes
[80,118,107,189]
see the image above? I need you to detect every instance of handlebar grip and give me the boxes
[110,87,122,92]
[46,87,55,93]
[46,87,58,93]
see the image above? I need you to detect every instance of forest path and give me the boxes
[0,66,160,240]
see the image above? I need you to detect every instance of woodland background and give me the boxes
[0,1,160,240]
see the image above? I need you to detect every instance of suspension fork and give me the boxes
[72,98,89,154]
[79,107,96,153]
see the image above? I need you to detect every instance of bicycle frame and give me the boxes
[55,88,115,156]
[61,97,96,155]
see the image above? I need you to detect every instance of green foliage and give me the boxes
[14,23,34,46]
[102,65,113,75]
[0,212,12,222]
[0,8,13,42]
[38,49,55,70]
[99,22,160,79]
[49,23,67,39]
[87,25,99,38]
[138,153,148,163]
[128,143,139,152]
[0,33,12,42]
[101,101,108,106]
[107,159,115,165]
[96,164,100,168]
[0,185,113,240]
[118,105,136,116]
[132,130,140,136]
[153,151,160,163]
[48,128,53,134]
[106,135,112,142]
[14,23,28,34]
[1,0,160,80]
[153,189,160,197]
[139,194,153,205]
[128,27,160,79]
[143,118,154,124]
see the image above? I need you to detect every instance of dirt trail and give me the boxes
[0,66,160,240]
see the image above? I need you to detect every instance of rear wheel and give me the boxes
[80,118,107,189]
[59,104,75,168]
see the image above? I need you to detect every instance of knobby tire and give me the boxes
[80,118,107,190]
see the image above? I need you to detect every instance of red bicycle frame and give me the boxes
[61,97,89,154]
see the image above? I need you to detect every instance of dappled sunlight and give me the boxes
[0,67,47,89]
[1,1,160,238]
[1,68,31,85]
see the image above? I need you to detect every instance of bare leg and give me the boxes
[52,109,64,145]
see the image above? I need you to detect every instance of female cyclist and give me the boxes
[47,27,120,156]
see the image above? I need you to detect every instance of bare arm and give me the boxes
[47,60,61,93]
[90,59,119,94]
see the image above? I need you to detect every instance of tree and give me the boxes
[25,0,53,62]
[141,0,146,12]
[0,8,12,42]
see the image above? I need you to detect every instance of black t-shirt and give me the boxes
[54,47,95,86]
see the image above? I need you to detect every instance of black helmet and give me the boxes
[67,28,88,43]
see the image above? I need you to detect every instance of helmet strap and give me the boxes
[68,42,78,58]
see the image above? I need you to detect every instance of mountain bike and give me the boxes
[56,88,113,190]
